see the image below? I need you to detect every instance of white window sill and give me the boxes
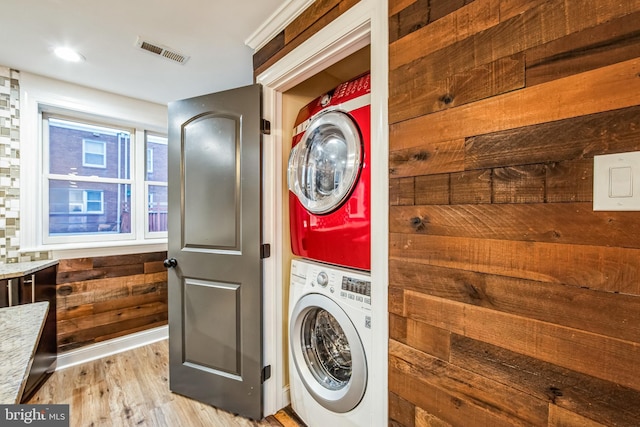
[21,239,168,260]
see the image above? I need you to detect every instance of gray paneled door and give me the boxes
[166,84,264,420]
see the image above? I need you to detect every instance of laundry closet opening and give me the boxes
[281,44,371,386]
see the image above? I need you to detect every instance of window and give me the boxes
[82,140,106,168]
[52,189,104,214]
[85,190,104,213]
[41,113,167,244]
[145,133,168,235]
[68,189,84,213]
[19,76,168,256]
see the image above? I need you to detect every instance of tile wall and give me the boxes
[0,66,50,263]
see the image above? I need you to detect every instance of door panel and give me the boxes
[167,83,263,420]
[184,278,240,375]
[183,114,239,250]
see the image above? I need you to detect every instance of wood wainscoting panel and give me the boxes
[388,3,640,419]
[449,170,492,204]
[389,203,640,248]
[547,406,609,427]
[524,11,640,87]
[414,175,450,205]
[401,290,640,392]
[56,251,168,352]
[389,53,525,123]
[390,58,640,150]
[284,0,346,44]
[389,139,466,178]
[464,105,640,170]
[389,391,416,427]
[252,0,361,77]
[389,260,640,342]
[390,177,416,206]
[451,335,640,426]
[390,233,640,294]
[389,361,531,427]
[389,0,500,69]
[391,339,550,426]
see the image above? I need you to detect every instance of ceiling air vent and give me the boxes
[135,37,190,65]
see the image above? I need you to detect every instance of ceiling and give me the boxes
[0,0,289,105]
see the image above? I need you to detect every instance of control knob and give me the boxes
[316,271,329,287]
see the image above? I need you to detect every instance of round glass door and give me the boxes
[302,308,351,391]
[290,293,367,413]
[288,111,362,214]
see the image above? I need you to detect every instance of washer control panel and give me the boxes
[306,262,372,307]
[341,276,371,305]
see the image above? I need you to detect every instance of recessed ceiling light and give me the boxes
[54,47,85,62]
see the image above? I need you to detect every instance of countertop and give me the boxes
[0,301,49,403]
[0,260,59,280]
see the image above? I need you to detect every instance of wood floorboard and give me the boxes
[28,339,301,427]
[273,407,308,427]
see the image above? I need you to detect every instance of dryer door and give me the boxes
[289,293,367,413]
[288,111,362,214]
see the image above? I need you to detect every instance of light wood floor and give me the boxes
[28,340,304,427]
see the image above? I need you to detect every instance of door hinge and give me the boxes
[260,244,271,259]
[261,365,271,383]
[261,119,271,135]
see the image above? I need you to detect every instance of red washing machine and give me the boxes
[288,72,371,271]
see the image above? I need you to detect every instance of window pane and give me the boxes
[86,190,102,201]
[146,134,167,182]
[48,118,131,179]
[147,148,154,174]
[68,190,83,204]
[48,180,131,235]
[148,185,168,232]
[86,202,102,212]
[84,140,105,154]
[85,190,104,213]
[145,133,168,236]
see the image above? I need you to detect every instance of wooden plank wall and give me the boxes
[55,252,168,352]
[252,0,361,77]
[389,0,640,426]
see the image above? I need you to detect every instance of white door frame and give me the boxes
[257,0,388,423]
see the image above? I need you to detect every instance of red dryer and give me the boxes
[288,73,371,271]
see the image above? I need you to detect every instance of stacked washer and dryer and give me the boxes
[287,73,373,427]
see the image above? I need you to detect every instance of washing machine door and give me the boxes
[289,293,367,413]
[288,111,362,214]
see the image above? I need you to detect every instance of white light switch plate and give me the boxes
[593,151,640,211]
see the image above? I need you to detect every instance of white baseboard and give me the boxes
[56,325,168,370]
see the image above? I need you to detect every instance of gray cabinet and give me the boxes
[20,265,57,401]
[0,280,5,307]
[0,262,58,402]
[0,278,20,308]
